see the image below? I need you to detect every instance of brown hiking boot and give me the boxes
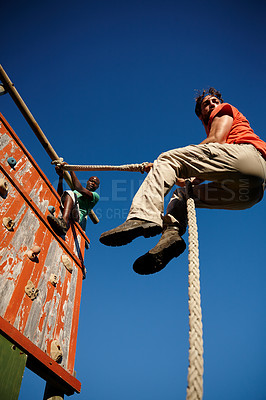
[133,226,186,275]
[47,214,68,236]
[99,219,162,247]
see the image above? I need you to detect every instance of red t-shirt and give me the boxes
[208,103,266,159]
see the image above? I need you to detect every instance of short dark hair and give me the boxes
[195,87,224,117]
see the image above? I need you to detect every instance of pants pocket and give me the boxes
[207,144,220,159]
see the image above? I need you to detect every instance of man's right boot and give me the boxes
[133,225,186,275]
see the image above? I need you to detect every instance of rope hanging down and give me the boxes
[52,158,150,173]
[186,180,204,400]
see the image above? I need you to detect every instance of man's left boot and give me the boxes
[99,218,162,247]
[47,214,68,236]
[133,226,186,275]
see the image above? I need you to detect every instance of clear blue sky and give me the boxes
[1,1,266,399]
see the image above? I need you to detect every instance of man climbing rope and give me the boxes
[48,165,100,236]
[100,87,266,274]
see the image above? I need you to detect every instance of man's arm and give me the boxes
[177,112,233,187]
[55,166,64,196]
[69,170,94,199]
[200,114,233,144]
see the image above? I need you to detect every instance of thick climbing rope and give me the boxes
[52,158,150,173]
[53,159,204,399]
[186,180,203,400]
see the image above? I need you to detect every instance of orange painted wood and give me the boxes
[0,113,89,393]
[0,163,87,272]
[0,317,81,394]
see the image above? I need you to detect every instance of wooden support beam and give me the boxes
[0,333,27,400]
[43,382,64,400]
[0,65,72,187]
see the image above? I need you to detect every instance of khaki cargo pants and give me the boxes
[127,143,266,227]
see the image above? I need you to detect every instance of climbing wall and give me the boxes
[0,113,89,394]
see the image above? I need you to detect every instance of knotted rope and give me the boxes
[186,180,203,400]
[52,158,150,173]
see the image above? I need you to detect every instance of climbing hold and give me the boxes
[27,245,41,261]
[7,157,17,168]
[62,254,73,273]
[48,205,56,214]
[49,273,58,287]
[50,340,63,363]
[3,217,15,231]
[0,178,8,197]
[25,280,39,300]
[0,84,6,96]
